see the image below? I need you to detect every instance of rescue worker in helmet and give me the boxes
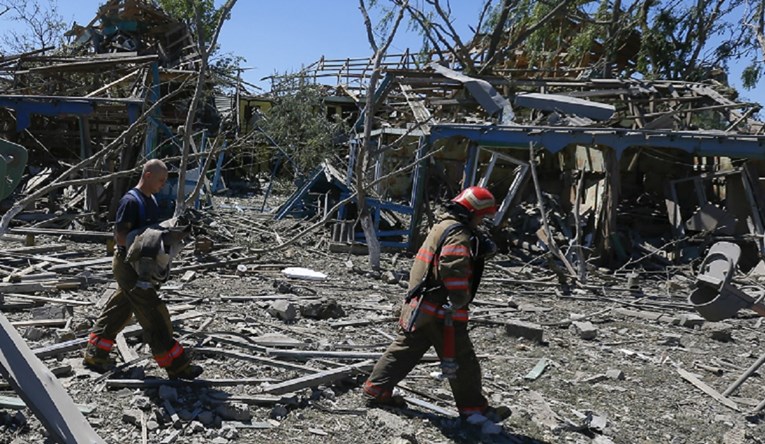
[363,186,511,423]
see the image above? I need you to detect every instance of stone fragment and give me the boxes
[580,374,607,384]
[270,405,288,420]
[211,438,228,444]
[219,426,238,440]
[215,403,251,421]
[146,420,160,431]
[676,313,705,328]
[122,409,142,425]
[659,334,683,347]
[605,369,625,381]
[570,321,598,340]
[187,421,205,434]
[22,327,45,341]
[299,298,345,319]
[268,300,297,321]
[384,271,399,284]
[132,395,152,410]
[31,305,68,320]
[703,322,733,342]
[504,320,544,343]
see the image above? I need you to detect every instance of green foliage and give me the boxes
[253,74,349,176]
[157,0,224,48]
[742,63,763,90]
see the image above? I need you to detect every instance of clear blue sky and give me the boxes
[1,0,763,106]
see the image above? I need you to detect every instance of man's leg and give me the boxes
[429,322,490,417]
[83,255,136,371]
[364,324,434,403]
[124,285,201,379]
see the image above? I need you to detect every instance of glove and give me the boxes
[116,246,128,261]
[473,231,498,260]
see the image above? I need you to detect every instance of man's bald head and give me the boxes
[143,159,167,175]
[138,159,169,195]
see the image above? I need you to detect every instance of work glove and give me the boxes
[116,246,128,262]
[473,230,498,260]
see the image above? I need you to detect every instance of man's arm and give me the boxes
[114,222,132,248]
[114,197,138,249]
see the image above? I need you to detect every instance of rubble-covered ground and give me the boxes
[1,191,764,444]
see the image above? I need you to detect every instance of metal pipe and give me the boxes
[723,354,765,397]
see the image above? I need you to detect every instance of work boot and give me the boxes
[82,349,115,374]
[483,405,512,423]
[365,394,407,409]
[167,363,204,380]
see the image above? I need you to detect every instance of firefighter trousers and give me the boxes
[364,320,488,416]
[87,252,189,373]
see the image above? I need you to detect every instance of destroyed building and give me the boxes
[0,1,764,443]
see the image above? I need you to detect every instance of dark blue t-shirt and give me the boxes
[115,188,160,233]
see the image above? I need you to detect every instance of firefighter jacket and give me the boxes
[399,214,484,331]
[125,217,189,289]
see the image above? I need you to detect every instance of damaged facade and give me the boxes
[277,32,765,274]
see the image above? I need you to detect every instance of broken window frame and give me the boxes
[666,165,765,256]
[471,148,530,226]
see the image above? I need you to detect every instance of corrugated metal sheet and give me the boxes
[214,95,234,118]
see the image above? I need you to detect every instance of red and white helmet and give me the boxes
[451,186,497,217]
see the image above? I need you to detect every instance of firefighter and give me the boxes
[363,186,511,422]
[83,159,203,380]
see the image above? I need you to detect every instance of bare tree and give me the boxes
[356,0,407,270]
[0,0,66,54]
[174,0,238,217]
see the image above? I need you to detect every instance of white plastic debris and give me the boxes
[281,267,328,281]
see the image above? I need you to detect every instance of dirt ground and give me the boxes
[1,193,764,444]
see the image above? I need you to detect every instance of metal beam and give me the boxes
[430,124,765,159]
[0,312,104,443]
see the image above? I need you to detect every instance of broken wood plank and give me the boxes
[265,348,441,362]
[207,392,283,406]
[329,317,397,328]
[525,357,551,381]
[0,311,105,443]
[9,227,114,240]
[0,244,68,255]
[0,395,95,414]
[106,377,276,389]
[116,332,139,363]
[261,360,373,395]
[3,293,92,306]
[0,282,45,293]
[194,347,319,373]
[402,395,459,417]
[48,257,112,271]
[10,319,66,328]
[677,367,739,411]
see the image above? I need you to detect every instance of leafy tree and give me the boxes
[253,74,349,176]
[157,0,224,46]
